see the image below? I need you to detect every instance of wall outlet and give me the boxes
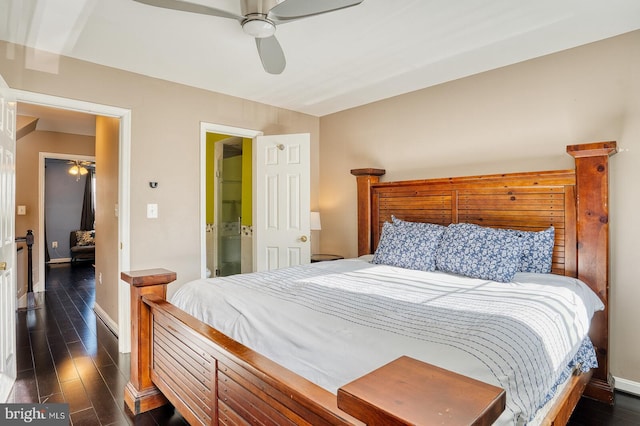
[52,241,58,248]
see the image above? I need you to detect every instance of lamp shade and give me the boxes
[310,211,322,231]
[242,18,276,38]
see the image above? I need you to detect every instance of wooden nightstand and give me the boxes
[337,356,505,426]
[310,254,344,263]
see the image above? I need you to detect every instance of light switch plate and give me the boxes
[147,203,158,219]
[17,205,26,215]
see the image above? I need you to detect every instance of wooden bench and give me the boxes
[337,356,506,426]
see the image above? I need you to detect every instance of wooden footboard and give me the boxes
[122,269,364,426]
[147,295,363,426]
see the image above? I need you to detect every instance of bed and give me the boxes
[122,141,616,425]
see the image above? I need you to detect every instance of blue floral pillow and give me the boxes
[509,226,555,273]
[372,219,446,271]
[435,223,524,282]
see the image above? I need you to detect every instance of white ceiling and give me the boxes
[2,0,640,117]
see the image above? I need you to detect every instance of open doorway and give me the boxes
[208,136,253,277]
[200,123,262,279]
[14,91,133,353]
[200,124,312,276]
[15,103,97,307]
[43,156,96,266]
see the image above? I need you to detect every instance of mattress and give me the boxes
[171,258,602,425]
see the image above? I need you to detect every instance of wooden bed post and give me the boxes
[121,268,177,415]
[567,141,617,404]
[351,168,386,256]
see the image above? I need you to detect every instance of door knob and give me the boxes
[0,261,6,271]
[300,235,308,243]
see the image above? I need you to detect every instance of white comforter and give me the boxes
[171,259,603,425]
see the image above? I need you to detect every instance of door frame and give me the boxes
[13,90,133,353]
[200,122,262,279]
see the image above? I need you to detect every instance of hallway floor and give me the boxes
[6,262,640,425]
[7,262,186,425]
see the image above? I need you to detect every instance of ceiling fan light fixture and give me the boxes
[242,15,276,38]
[68,160,91,181]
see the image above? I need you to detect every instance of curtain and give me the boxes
[44,221,50,263]
[80,169,95,231]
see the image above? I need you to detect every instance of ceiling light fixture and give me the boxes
[68,161,89,181]
[242,15,276,38]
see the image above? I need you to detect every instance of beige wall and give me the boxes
[94,116,120,325]
[1,41,320,300]
[15,130,95,296]
[319,31,640,385]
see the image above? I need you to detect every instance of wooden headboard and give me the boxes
[352,141,616,404]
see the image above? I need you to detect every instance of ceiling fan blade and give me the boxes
[133,0,244,22]
[268,0,364,22]
[255,36,286,74]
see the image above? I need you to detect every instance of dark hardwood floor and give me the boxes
[569,391,640,425]
[7,262,186,425]
[7,262,640,425]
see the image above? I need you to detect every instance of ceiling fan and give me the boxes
[133,0,365,74]
[67,160,95,180]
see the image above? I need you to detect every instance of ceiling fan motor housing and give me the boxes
[240,0,280,16]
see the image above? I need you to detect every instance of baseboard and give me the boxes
[94,303,119,338]
[17,293,27,309]
[0,373,15,403]
[613,376,640,397]
[47,258,72,264]
[33,279,44,293]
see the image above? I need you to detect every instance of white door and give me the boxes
[254,134,310,271]
[0,73,17,402]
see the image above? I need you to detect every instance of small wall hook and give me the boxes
[149,182,158,188]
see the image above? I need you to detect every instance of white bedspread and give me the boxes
[171,259,603,425]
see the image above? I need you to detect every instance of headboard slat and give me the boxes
[370,171,575,278]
